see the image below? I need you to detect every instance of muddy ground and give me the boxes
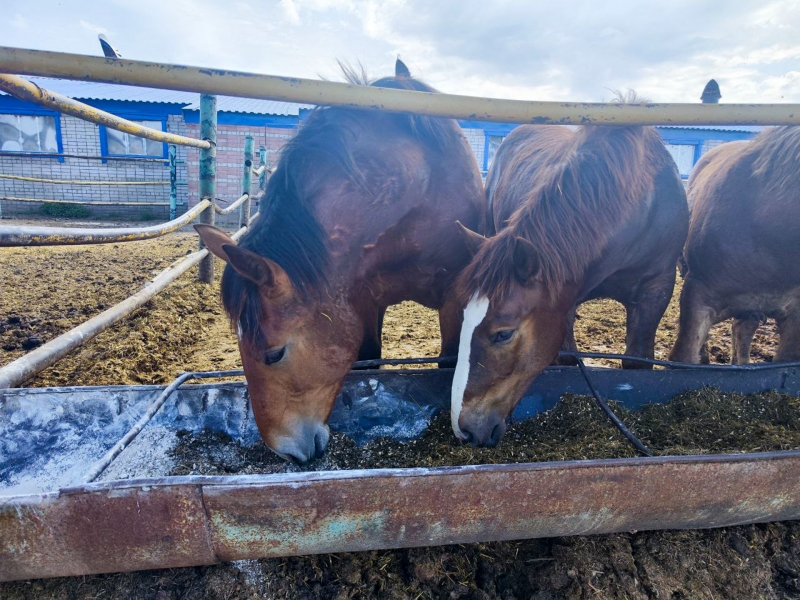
[0,231,797,599]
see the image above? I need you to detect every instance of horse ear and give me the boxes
[395,57,411,78]
[456,221,486,257]
[513,237,540,283]
[194,224,235,262]
[221,244,292,298]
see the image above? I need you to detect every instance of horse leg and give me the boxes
[356,305,385,363]
[623,269,675,369]
[438,292,461,368]
[555,307,578,366]
[731,317,759,364]
[776,311,800,362]
[669,278,717,364]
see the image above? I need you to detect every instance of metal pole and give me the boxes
[197,94,217,283]
[258,146,267,196]
[0,73,210,148]
[239,136,254,229]
[168,144,177,220]
[0,222,249,389]
[3,47,800,126]
[0,199,209,246]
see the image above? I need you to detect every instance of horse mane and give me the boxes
[459,122,668,305]
[222,63,461,347]
[338,60,463,151]
[751,126,800,193]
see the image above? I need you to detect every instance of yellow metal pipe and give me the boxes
[214,192,249,215]
[1,196,170,206]
[0,199,210,246]
[0,72,211,149]
[0,174,169,185]
[2,46,800,126]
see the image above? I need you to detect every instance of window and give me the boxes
[0,114,59,152]
[485,134,505,170]
[664,143,698,178]
[103,120,165,157]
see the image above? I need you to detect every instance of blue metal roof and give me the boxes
[17,77,197,104]
[657,125,765,133]
[1,77,310,116]
[183,97,312,116]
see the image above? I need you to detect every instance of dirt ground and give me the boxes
[0,232,797,599]
[0,232,780,387]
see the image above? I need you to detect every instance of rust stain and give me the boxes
[2,452,800,581]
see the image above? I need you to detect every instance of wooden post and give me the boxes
[197,94,217,283]
[168,144,177,221]
[239,136,254,229]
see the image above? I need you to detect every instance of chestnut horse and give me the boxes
[196,60,485,462]
[453,124,688,446]
[670,127,800,364]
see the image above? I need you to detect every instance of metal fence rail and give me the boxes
[1,196,171,206]
[0,174,170,185]
[3,46,800,126]
[0,73,211,149]
[0,151,173,162]
[0,198,210,246]
[0,223,251,390]
[214,192,249,215]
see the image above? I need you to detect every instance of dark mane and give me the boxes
[459,125,669,304]
[339,60,463,151]
[751,126,798,193]
[222,64,461,347]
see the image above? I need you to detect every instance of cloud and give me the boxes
[280,0,301,25]
[79,19,109,36]
[11,13,28,29]
[1,0,799,103]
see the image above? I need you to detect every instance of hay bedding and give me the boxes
[1,235,799,599]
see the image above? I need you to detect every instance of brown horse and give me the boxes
[196,60,485,462]
[670,127,800,364]
[453,124,688,446]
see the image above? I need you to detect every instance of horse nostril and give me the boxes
[461,429,475,445]
[314,431,327,459]
[488,422,505,447]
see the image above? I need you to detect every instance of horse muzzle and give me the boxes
[458,409,508,448]
[270,420,331,463]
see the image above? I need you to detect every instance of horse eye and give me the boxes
[493,329,515,344]
[264,346,286,365]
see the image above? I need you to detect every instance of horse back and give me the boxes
[686,129,800,289]
[486,125,574,230]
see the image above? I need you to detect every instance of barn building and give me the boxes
[0,78,761,223]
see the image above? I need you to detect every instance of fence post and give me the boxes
[258,146,267,189]
[197,94,217,283]
[168,144,177,221]
[239,136,254,229]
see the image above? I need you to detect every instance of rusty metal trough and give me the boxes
[2,363,800,582]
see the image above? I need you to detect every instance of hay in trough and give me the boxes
[167,389,800,477]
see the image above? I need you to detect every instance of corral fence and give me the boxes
[1,46,800,392]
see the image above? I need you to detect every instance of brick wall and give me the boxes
[462,128,486,171]
[184,124,294,227]
[0,113,189,220]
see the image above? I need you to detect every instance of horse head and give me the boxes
[196,225,363,463]
[450,224,571,446]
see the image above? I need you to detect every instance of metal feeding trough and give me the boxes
[2,356,800,582]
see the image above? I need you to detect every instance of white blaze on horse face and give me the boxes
[451,292,490,439]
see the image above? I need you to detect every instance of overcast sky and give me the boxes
[3,0,800,104]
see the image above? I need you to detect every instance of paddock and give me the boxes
[1,46,800,599]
